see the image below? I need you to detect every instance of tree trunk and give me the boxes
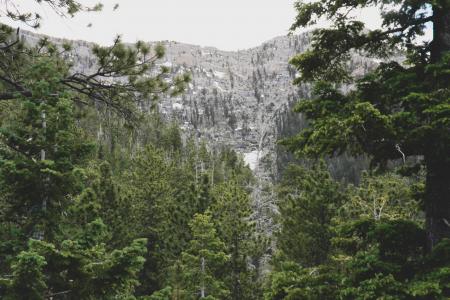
[200,257,205,298]
[425,158,450,250]
[425,5,450,250]
[431,4,450,63]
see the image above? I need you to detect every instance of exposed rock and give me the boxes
[18,30,376,237]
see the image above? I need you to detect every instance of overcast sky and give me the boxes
[2,0,386,51]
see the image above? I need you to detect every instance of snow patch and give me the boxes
[243,150,259,171]
[162,61,173,67]
[172,103,183,110]
[213,70,226,79]
[213,81,224,92]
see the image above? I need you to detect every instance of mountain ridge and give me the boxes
[16,30,373,180]
[16,25,301,53]
[17,28,374,239]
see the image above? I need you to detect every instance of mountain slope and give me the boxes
[18,30,375,239]
[20,29,375,177]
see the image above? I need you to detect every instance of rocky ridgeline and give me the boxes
[153,34,374,184]
[19,29,375,178]
[18,30,376,241]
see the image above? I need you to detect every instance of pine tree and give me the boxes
[178,214,230,299]
[3,250,47,300]
[276,163,345,266]
[286,0,450,249]
[94,161,136,248]
[1,6,190,122]
[123,145,173,293]
[0,58,148,299]
[211,180,261,300]
[0,1,103,28]
[266,170,450,299]
[196,174,213,213]
[0,57,95,242]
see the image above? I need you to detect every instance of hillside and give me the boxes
[20,30,375,175]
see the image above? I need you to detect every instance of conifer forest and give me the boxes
[0,1,449,299]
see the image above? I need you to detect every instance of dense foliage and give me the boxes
[0,53,264,298]
[285,0,450,249]
[268,0,450,298]
[266,164,450,299]
[0,6,264,297]
[1,0,449,299]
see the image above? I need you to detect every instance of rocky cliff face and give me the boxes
[19,30,375,239]
[155,34,374,181]
[158,35,308,178]
[19,29,375,178]
[156,35,314,239]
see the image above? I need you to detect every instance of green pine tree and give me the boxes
[276,163,345,266]
[178,213,230,299]
[211,180,262,300]
[0,57,148,299]
[0,57,95,242]
[286,0,450,249]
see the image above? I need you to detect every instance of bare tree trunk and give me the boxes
[34,107,47,241]
[200,257,205,298]
[41,109,47,213]
[211,158,215,187]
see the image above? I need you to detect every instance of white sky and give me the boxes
[1,0,386,51]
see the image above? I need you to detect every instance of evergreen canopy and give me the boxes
[286,0,450,249]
